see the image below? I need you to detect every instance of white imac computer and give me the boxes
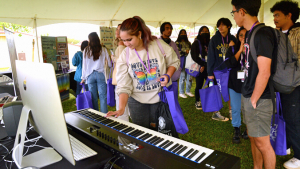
[13,61,75,168]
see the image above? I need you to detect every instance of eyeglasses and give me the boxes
[230,9,240,17]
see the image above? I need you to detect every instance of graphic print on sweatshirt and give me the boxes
[216,43,229,58]
[131,58,161,91]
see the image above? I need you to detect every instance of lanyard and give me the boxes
[222,35,228,45]
[134,49,151,74]
[245,21,259,43]
[244,21,259,65]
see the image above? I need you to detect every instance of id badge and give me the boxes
[237,70,245,79]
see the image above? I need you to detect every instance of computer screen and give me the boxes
[14,60,75,167]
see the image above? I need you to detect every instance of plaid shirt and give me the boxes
[288,27,300,62]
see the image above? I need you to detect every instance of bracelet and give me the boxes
[163,74,170,83]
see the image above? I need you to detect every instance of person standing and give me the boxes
[111,24,130,122]
[159,22,181,98]
[232,0,276,168]
[81,32,112,113]
[190,26,210,110]
[224,27,249,143]
[207,18,236,121]
[175,29,194,99]
[106,16,179,130]
[72,40,89,97]
[271,1,300,168]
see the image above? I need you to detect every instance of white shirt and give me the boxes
[81,47,112,80]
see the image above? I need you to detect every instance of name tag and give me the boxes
[237,71,245,79]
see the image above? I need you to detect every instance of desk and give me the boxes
[0,124,114,169]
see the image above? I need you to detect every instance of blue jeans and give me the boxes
[229,88,241,128]
[76,81,89,97]
[86,71,108,113]
[179,69,191,94]
[281,86,300,159]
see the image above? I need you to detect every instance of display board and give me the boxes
[100,27,115,52]
[41,36,69,72]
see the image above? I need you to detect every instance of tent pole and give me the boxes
[34,17,40,63]
[194,23,196,39]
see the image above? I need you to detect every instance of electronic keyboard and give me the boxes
[65,109,240,169]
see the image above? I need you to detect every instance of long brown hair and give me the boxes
[85,32,102,61]
[120,16,155,51]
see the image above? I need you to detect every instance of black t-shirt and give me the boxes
[242,23,274,99]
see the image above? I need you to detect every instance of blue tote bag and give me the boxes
[199,79,223,112]
[213,58,230,102]
[270,92,287,156]
[158,86,189,134]
[107,65,116,107]
[76,84,93,110]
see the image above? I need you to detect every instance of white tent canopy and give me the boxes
[0,0,291,28]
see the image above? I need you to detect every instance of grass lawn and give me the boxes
[63,81,292,169]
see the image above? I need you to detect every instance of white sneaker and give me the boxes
[186,92,195,97]
[284,158,300,169]
[229,110,232,120]
[179,94,187,98]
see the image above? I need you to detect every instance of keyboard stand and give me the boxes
[12,106,63,168]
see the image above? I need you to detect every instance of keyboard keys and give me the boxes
[162,141,173,149]
[177,146,187,155]
[196,152,206,162]
[183,149,194,158]
[172,145,183,154]
[159,140,169,147]
[187,150,199,159]
[168,143,179,152]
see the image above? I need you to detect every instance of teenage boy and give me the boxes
[207,18,236,122]
[271,1,300,168]
[159,22,181,97]
[231,0,276,168]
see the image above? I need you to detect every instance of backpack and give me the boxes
[250,25,300,94]
[250,25,300,126]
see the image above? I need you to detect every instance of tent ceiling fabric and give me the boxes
[0,0,292,28]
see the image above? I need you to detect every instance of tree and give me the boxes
[0,22,32,37]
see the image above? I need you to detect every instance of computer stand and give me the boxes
[12,105,62,168]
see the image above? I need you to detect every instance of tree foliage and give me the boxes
[0,22,32,37]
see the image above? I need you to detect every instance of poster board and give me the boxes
[100,27,115,52]
[41,36,69,72]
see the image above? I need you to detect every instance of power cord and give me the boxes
[109,156,121,169]
[103,155,116,169]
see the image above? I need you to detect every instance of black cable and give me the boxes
[0,137,13,142]
[103,156,116,169]
[109,157,121,169]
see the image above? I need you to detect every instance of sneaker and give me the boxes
[195,101,202,110]
[229,110,232,120]
[186,92,195,97]
[232,127,241,144]
[212,112,229,122]
[179,94,187,98]
[242,129,249,139]
[287,148,291,155]
[284,158,300,169]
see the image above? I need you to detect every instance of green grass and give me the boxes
[62,83,293,169]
